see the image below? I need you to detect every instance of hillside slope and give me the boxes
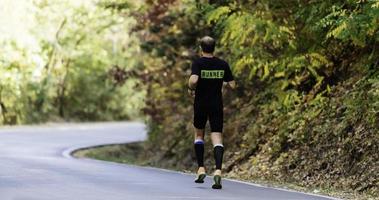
[126,0,379,198]
[142,68,378,197]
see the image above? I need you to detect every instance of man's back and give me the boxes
[191,56,234,106]
[188,36,235,190]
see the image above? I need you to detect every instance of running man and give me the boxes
[187,36,236,189]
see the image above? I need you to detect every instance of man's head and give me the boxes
[200,36,216,54]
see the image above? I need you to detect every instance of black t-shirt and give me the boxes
[191,56,234,106]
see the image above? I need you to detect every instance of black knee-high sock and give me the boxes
[194,140,204,167]
[214,145,224,170]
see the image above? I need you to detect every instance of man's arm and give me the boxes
[188,75,199,89]
[223,62,235,90]
[222,80,236,94]
[188,60,199,96]
[188,75,198,96]
[226,80,236,89]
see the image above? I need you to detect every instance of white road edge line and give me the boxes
[62,143,341,200]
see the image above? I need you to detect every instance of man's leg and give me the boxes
[193,103,207,182]
[210,132,224,189]
[194,128,206,183]
[210,132,224,175]
[194,128,205,173]
[209,104,224,189]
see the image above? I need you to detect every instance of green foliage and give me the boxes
[322,1,379,46]
[202,0,378,107]
[0,0,144,124]
[126,0,379,197]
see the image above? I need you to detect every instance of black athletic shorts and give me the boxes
[193,103,223,132]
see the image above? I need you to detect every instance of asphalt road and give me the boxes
[0,122,338,200]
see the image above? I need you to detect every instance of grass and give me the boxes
[73,142,146,165]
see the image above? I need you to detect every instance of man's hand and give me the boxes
[188,88,195,97]
[227,80,236,89]
[222,80,236,94]
[188,74,198,97]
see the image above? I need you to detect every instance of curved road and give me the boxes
[0,122,337,200]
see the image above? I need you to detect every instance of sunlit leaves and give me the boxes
[0,0,143,124]
[197,0,378,109]
[322,1,379,46]
[206,6,231,24]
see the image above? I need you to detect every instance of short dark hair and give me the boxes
[200,36,216,53]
